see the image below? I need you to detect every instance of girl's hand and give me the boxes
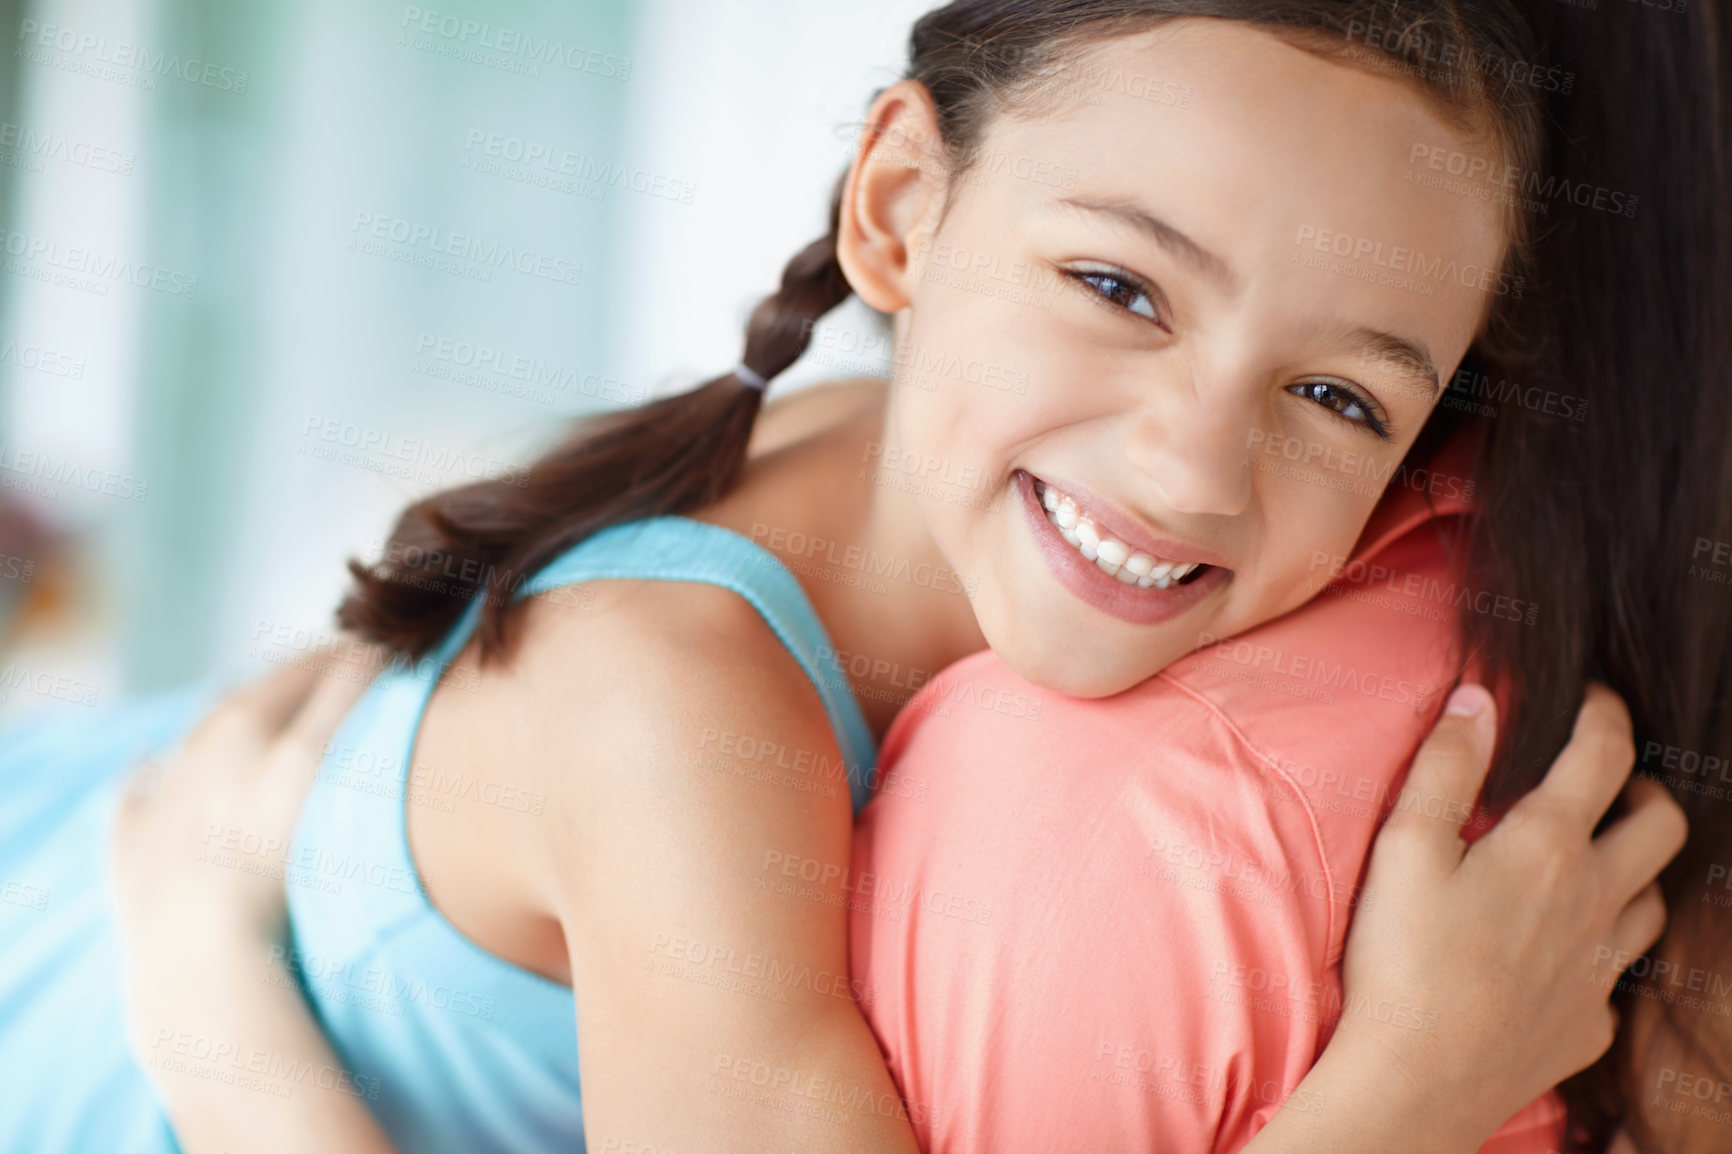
[1250,682,1686,1154]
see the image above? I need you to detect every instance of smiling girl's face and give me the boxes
[840,18,1509,696]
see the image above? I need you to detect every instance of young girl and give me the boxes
[2,0,1699,1152]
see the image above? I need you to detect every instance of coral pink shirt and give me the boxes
[849,437,1565,1153]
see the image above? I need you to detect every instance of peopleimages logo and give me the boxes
[0,227,200,298]
[0,443,149,502]
[0,122,135,175]
[298,415,531,488]
[0,339,85,379]
[1344,18,1574,94]
[16,20,250,92]
[1194,632,1431,710]
[398,7,631,80]
[461,130,694,204]
[1408,144,1639,220]
[349,211,582,287]
[1292,225,1523,298]
[412,332,645,405]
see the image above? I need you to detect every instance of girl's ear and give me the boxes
[835,79,951,314]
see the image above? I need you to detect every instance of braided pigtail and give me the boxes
[336,173,853,660]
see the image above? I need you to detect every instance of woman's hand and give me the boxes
[112,648,373,952]
[111,645,397,1154]
[1246,682,1687,1154]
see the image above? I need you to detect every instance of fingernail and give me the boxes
[1445,684,1491,718]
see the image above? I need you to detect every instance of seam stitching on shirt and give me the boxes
[1152,670,1341,979]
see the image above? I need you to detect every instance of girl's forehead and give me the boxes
[969,21,1508,273]
[994,18,1483,145]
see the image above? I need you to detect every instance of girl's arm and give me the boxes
[1241,683,1683,1154]
[117,630,1680,1153]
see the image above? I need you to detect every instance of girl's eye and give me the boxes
[1287,380,1391,439]
[1065,267,1168,329]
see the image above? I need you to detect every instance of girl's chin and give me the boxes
[978,615,1168,699]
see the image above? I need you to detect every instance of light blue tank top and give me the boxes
[284,515,878,1153]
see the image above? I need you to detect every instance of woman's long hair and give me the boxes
[1483,4,1732,1151]
[337,3,1732,1147]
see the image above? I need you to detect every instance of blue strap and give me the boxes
[431,516,879,814]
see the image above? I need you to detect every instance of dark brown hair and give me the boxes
[1471,4,1732,1152]
[336,181,849,657]
[339,0,1544,663]
[337,4,1731,1147]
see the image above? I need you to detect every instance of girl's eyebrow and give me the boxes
[1053,195,1237,292]
[1338,324,1441,400]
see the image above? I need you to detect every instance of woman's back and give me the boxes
[287,401,899,1150]
[0,382,907,1153]
[398,377,908,987]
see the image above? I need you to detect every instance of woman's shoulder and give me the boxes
[488,572,852,899]
[506,572,827,738]
[746,375,887,458]
[459,378,890,802]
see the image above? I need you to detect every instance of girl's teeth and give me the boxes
[1033,480,1207,592]
[1074,520,1101,561]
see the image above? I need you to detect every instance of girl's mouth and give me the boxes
[1017,470,1231,626]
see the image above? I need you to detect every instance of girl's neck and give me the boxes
[700,377,989,740]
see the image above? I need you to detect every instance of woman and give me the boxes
[0,0,1697,1151]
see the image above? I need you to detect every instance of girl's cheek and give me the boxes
[1261,507,1380,609]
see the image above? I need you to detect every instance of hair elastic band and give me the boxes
[734,363,768,390]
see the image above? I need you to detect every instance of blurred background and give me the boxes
[0,0,935,719]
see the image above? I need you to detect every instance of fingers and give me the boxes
[206,635,383,748]
[1523,683,1637,833]
[1382,683,1498,862]
[1593,777,1689,907]
[1607,882,1669,968]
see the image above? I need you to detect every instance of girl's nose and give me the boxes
[1124,378,1256,518]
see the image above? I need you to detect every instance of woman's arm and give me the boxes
[118,586,928,1154]
[112,650,396,1154]
[521,580,922,1153]
[117,642,1680,1153]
